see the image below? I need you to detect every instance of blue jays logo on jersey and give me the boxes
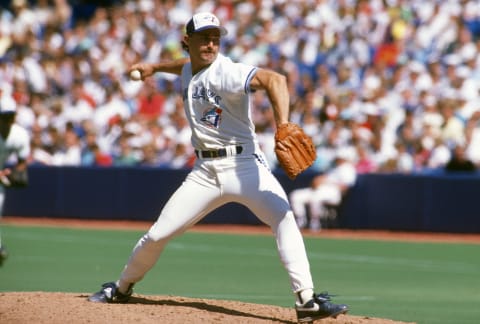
[201,106,222,128]
[184,85,224,128]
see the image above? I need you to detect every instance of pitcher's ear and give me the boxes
[181,35,189,52]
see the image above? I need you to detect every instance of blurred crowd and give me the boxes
[1,0,480,174]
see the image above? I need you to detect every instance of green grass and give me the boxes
[1,225,479,324]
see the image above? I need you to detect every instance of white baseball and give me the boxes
[130,69,142,81]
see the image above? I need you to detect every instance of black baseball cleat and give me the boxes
[295,292,348,323]
[0,246,8,266]
[88,282,133,303]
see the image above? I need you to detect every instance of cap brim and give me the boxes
[193,25,227,36]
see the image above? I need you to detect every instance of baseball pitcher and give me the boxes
[88,12,348,323]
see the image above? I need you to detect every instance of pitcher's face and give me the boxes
[185,29,221,73]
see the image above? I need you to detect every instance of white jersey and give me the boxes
[0,123,30,169]
[181,53,258,151]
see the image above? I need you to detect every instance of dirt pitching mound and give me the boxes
[0,292,414,324]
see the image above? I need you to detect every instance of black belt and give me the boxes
[195,146,243,158]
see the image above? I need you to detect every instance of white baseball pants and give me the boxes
[118,153,314,294]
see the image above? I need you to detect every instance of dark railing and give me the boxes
[5,166,480,233]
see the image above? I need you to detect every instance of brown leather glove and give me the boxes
[274,122,317,179]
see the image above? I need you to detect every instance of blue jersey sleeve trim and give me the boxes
[244,67,258,94]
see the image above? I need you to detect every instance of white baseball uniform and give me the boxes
[0,123,30,246]
[117,53,314,294]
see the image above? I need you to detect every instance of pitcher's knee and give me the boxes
[268,211,297,231]
[146,229,175,243]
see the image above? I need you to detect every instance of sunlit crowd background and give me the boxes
[1,0,480,174]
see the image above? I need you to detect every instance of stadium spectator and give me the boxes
[0,0,479,175]
[354,144,377,174]
[136,77,166,121]
[445,144,477,172]
[93,84,131,135]
[52,124,82,166]
[138,142,160,167]
[113,133,139,167]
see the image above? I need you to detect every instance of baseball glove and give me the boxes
[1,168,28,188]
[274,122,317,180]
